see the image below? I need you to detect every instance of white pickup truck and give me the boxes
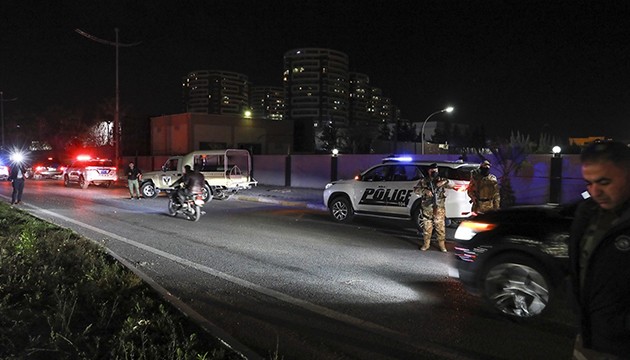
[140,149,257,202]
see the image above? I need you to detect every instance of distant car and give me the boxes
[25,157,65,179]
[0,164,8,181]
[323,158,479,230]
[450,203,576,320]
[0,152,10,181]
[63,156,117,189]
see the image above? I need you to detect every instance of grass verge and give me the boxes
[0,203,243,359]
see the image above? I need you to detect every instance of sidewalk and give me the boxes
[233,185,326,211]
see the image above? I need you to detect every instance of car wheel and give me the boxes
[202,184,213,202]
[79,176,89,189]
[329,196,354,223]
[64,175,70,187]
[141,182,159,199]
[412,206,423,232]
[481,254,552,320]
[211,186,231,201]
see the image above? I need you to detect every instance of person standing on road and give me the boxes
[415,163,453,252]
[569,141,630,359]
[8,161,27,205]
[125,161,143,199]
[468,160,500,214]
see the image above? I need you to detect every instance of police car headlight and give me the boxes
[454,220,496,241]
[325,183,334,189]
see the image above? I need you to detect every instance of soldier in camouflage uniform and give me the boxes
[467,160,500,214]
[414,163,453,252]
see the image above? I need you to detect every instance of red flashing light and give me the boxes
[76,155,92,161]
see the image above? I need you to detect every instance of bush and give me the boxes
[0,204,240,360]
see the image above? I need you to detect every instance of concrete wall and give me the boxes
[150,113,294,155]
[124,153,586,205]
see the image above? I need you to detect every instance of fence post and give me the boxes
[549,153,562,204]
[285,155,291,187]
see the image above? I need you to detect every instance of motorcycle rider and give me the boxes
[171,164,205,206]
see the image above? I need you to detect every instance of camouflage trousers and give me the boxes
[421,206,446,245]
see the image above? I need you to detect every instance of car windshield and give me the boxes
[418,164,477,180]
[449,166,478,180]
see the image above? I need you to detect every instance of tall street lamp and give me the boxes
[421,106,454,155]
[75,28,140,170]
[1,91,18,150]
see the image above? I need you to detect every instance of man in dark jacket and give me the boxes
[569,141,630,359]
[172,165,205,205]
[8,160,27,205]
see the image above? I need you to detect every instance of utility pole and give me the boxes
[75,28,140,170]
[1,91,18,150]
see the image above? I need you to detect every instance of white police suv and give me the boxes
[323,157,479,229]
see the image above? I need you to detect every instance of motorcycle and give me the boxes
[168,186,205,222]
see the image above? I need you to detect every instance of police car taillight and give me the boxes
[453,184,469,192]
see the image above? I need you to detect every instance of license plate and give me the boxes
[99,170,109,175]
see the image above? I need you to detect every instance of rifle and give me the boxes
[429,177,438,207]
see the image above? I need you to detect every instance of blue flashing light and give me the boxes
[391,156,413,162]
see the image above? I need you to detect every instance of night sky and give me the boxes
[2,0,629,141]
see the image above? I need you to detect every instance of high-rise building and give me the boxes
[348,72,371,127]
[182,70,249,115]
[368,87,398,125]
[283,48,350,152]
[250,86,285,120]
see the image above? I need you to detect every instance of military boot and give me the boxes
[438,240,447,253]
[420,239,431,251]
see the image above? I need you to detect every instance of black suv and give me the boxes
[450,203,577,320]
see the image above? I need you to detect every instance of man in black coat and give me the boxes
[8,162,27,205]
[569,141,630,359]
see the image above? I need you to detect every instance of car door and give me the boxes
[385,164,421,217]
[158,158,182,189]
[67,161,81,182]
[352,164,391,214]
[353,164,416,217]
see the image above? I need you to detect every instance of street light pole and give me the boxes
[1,91,18,150]
[75,28,140,170]
[421,106,454,155]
